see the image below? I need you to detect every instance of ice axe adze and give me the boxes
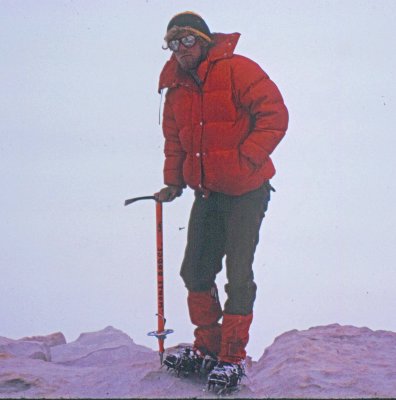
[124,195,174,365]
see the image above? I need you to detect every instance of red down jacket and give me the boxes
[158,32,288,196]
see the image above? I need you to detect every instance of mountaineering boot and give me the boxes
[163,346,217,376]
[207,313,253,392]
[207,361,246,393]
[187,286,223,355]
[164,286,222,377]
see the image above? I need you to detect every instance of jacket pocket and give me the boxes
[204,149,256,193]
[239,151,258,172]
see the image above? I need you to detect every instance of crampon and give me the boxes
[163,347,217,377]
[207,361,246,394]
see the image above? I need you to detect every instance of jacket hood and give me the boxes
[158,32,240,92]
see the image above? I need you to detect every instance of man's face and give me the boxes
[171,34,206,71]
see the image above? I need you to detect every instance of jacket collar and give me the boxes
[158,32,240,92]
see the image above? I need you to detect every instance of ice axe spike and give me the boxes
[124,195,174,365]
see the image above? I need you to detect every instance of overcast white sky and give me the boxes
[1,0,396,361]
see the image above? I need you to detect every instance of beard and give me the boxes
[177,54,201,71]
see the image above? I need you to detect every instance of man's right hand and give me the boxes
[154,185,183,202]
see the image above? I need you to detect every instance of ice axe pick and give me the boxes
[124,195,174,365]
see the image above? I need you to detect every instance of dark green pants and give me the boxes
[180,182,271,315]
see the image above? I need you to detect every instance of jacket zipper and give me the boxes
[199,85,205,194]
[190,69,207,196]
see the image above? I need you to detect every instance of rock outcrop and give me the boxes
[0,324,395,398]
[249,324,396,398]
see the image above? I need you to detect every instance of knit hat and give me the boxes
[165,11,212,43]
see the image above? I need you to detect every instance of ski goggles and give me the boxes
[168,35,197,52]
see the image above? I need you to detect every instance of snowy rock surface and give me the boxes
[0,324,395,398]
[0,337,51,362]
[249,324,396,398]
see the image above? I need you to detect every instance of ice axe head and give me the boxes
[124,195,156,206]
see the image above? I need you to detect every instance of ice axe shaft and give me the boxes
[155,200,165,353]
[124,195,173,364]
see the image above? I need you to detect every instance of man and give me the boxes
[155,11,288,390]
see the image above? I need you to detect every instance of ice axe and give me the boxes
[124,195,174,365]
